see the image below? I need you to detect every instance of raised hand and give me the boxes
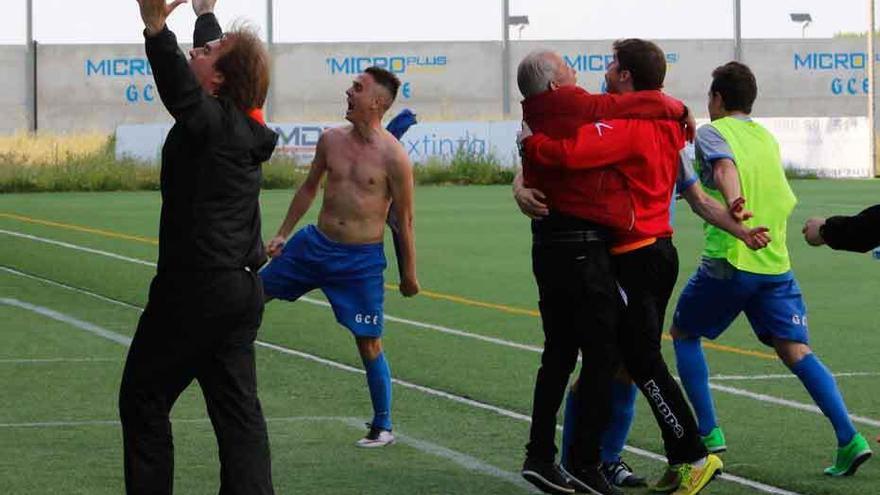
[191,0,217,16]
[136,0,188,35]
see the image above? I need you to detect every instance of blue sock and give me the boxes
[363,352,392,431]
[790,353,856,446]
[599,381,638,464]
[561,387,577,468]
[674,337,717,436]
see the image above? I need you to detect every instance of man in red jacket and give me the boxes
[521,40,723,495]
[514,49,691,495]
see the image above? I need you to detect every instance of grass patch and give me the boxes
[414,150,515,185]
[0,134,309,193]
[1,134,516,192]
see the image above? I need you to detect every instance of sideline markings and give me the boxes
[0,357,118,364]
[0,220,777,360]
[1,294,802,495]
[1,237,876,427]
[0,413,533,492]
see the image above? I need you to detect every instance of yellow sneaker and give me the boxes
[671,454,723,495]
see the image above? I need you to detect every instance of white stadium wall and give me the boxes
[3,37,879,176]
[35,44,171,132]
[271,42,504,123]
[0,45,28,133]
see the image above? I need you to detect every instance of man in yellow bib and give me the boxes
[669,62,872,479]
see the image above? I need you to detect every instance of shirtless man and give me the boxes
[260,66,419,447]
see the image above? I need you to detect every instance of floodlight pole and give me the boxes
[26,0,37,132]
[266,0,274,123]
[502,0,511,117]
[733,0,742,61]
[869,0,877,176]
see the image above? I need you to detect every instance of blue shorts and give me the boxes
[672,258,808,347]
[260,225,387,338]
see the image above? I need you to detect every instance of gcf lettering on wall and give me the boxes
[85,57,156,104]
[793,50,880,96]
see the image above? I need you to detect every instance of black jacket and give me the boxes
[821,204,880,253]
[145,15,278,272]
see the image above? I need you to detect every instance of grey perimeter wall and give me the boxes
[1,38,877,133]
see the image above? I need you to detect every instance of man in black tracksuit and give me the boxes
[119,2,277,494]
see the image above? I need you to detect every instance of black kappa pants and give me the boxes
[119,269,274,495]
[613,238,707,465]
[526,227,622,467]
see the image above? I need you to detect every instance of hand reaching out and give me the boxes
[136,0,188,36]
[191,0,217,16]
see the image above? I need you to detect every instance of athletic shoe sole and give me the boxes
[826,450,872,477]
[521,469,575,494]
[557,464,607,495]
[355,438,395,448]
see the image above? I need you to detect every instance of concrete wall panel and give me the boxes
[37,44,170,132]
[271,42,503,122]
[0,46,28,133]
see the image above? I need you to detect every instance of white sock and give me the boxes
[691,456,708,468]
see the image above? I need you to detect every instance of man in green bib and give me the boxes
[669,62,872,477]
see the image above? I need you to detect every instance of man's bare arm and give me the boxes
[681,182,770,250]
[266,134,328,257]
[388,144,419,297]
[712,158,752,222]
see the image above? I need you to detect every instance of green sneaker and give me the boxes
[824,433,872,476]
[701,427,727,453]
[650,465,681,493]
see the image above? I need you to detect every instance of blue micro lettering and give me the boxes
[86,59,108,76]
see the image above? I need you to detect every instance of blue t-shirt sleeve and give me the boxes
[676,146,699,193]
[695,124,735,189]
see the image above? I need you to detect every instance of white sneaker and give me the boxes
[355,425,395,448]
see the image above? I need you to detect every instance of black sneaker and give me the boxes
[522,457,575,494]
[601,459,648,487]
[561,464,623,495]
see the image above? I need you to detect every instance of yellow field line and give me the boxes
[0,212,158,245]
[2,211,778,360]
[384,283,541,317]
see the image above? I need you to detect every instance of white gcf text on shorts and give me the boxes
[355,313,381,325]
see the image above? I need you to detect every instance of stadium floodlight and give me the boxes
[790,13,813,38]
[509,15,530,39]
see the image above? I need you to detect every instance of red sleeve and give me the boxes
[569,90,685,121]
[524,120,639,170]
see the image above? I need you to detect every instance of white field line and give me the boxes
[0,414,534,493]
[1,288,801,495]
[710,372,880,381]
[0,357,118,364]
[4,232,877,432]
[2,298,132,346]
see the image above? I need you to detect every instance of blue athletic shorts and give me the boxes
[672,258,808,347]
[259,225,387,338]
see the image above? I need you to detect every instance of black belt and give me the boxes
[532,230,606,246]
